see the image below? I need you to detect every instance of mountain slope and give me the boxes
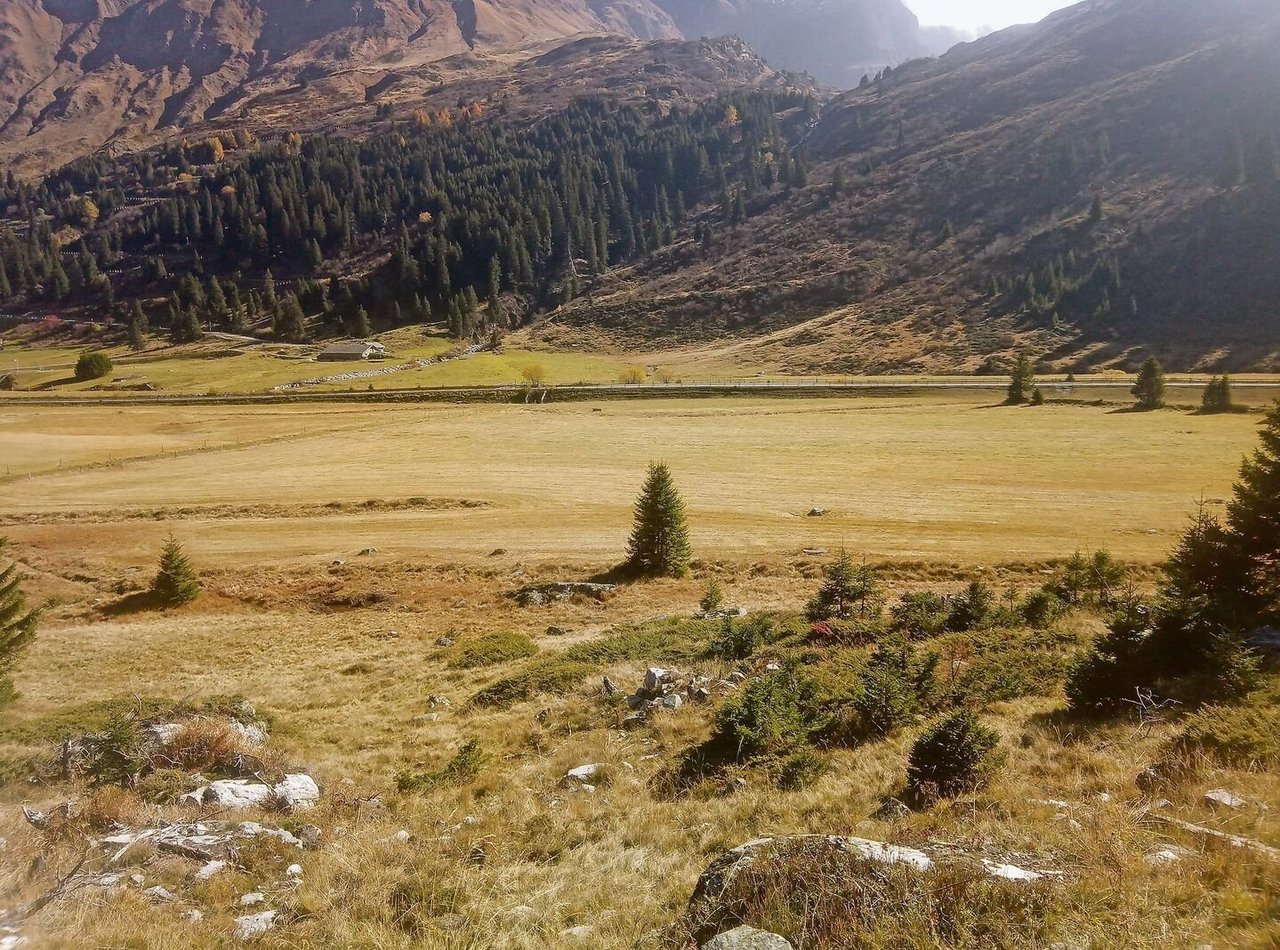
[0,0,960,175]
[652,0,960,87]
[0,0,683,174]
[547,0,1280,372]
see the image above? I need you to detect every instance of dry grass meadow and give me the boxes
[1,393,1278,948]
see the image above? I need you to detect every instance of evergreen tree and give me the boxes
[1226,401,1280,623]
[625,462,691,578]
[0,538,40,708]
[1131,357,1166,410]
[276,294,307,340]
[349,306,371,338]
[127,300,147,351]
[806,549,880,622]
[1201,375,1235,414]
[1006,352,1034,405]
[153,534,200,606]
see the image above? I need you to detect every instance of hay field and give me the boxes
[1,395,1263,569]
[2,393,1278,949]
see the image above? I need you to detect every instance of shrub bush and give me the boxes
[849,632,939,739]
[715,666,826,759]
[711,616,756,660]
[773,749,831,790]
[74,351,113,381]
[906,709,1004,801]
[947,580,995,631]
[471,660,595,707]
[1019,588,1068,628]
[1063,599,1151,714]
[1164,702,1280,770]
[449,632,538,669]
[397,738,487,792]
[891,591,949,639]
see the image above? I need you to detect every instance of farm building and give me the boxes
[317,341,388,362]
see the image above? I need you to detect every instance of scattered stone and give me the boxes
[130,874,146,886]
[234,910,277,940]
[660,694,683,710]
[873,798,911,821]
[358,547,378,556]
[546,625,570,636]
[95,872,126,887]
[435,636,456,647]
[391,830,412,844]
[602,675,620,695]
[512,582,616,606]
[763,662,781,672]
[703,925,794,949]
[330,559,346,567]
[183,773,319,811]
[240,892,266,907]
[227,720,269,745]
[20,806,47,830]
[1053,812,1083,832]
[562,925,597,939]
[690,834,1059,924]
[1145,846,1192,865]
[185,909,204,923]
[1205,788,1246,809]
[286,864,303,879]
[727,671,747,684]
[561,764,603,787]
[299,825,322,848]
[195,860,227,881]
[801,548,827,557]
[644,668,676,693]
[489,549,507,557]
[806,507,828,517]
[144,885,178,903]
[622,713,647,729]
[427,695,452,708]
[1152,814,1280,861]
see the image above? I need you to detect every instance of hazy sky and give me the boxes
[907,0,1072,32]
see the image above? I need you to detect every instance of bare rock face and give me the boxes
[0,0,683,172]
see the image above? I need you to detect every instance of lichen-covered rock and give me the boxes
[703,926,794,949]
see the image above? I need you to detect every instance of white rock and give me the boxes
[661,693,684,710]
[286,864,303,878]
[185,909,204,923]
[562,764,603,786]
[274,773,320,809]
[195,860,227,881]
[703,925,795,949]
[1205,788,1245,809]
[562,924,596,939]
[143,723,184,745]
[982,861,1061,882]
[390,830,411,844]
[130,873,146,886]
[144,885,178,903]
[95,873,125,887]
[195,774,319,811]
[234,910,277,940]
[228,720,269,745]
[239,892,266,906]
[1145,846,1192,865]
[643,668,673,693]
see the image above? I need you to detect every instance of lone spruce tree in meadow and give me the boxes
[625,462,691,578]
[153,534,201,606]
[1006,352,1035,405]
[1132,357,1166,410]
[0,538,40,708]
